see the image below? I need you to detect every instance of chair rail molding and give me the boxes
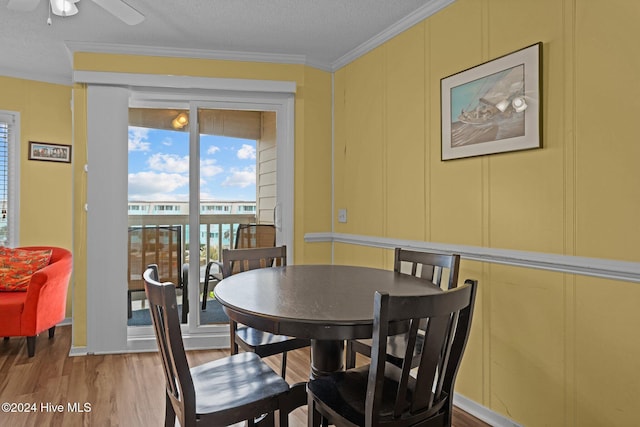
[304,232,640,283]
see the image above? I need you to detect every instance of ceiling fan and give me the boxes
[7,0,145,25]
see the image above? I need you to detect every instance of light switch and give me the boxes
[338,209,347,223]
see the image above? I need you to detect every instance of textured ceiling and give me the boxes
[0,0,453,85]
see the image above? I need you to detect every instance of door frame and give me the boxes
[82,72,295,354]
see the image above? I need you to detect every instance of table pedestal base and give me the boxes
[310,339,344,378]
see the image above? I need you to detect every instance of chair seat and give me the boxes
[236,325,310,357]
[0,290,26,311]
[307,365,444,426]
[193,352,289,416]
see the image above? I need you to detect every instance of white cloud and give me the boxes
[207,145,220,155]
[128,171,189,200]
[237,144,256,160]
[199,191,219,201]
[222,165,256,188]
[200,159,224,178]
[128,192,188,202]
[146,153,224,178]
[128,127,151,152]
[148,153,189,173]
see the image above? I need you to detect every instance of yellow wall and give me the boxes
[70,53,333,346]
[332,0,640,425]
[4,0,640,424]
[0,76,74,316]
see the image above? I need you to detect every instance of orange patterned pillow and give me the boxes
[0,247,53,292]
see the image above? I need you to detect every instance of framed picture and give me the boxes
[28,141,72,163]
[441,42,542,160]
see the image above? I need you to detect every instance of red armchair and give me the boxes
[0,246,72,357]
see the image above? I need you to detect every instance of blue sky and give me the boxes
[128,127,257,202]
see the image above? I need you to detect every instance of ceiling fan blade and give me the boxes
[7,0,41,12]
[91,0,145,25]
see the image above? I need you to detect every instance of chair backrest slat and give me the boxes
[394,248,460,290]
[221,246,287,278]
[412,314,451,412]
[393,318,420,418]
[235,224,276,249]
[434,311,460,400]
[365,279,478,425]
[228,224,277,274]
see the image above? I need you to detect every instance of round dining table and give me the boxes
[214,264,442,378]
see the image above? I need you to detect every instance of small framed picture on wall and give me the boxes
[28,141,72,163]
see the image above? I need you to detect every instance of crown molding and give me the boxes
[65,0,455,75]
[330,0,456,71]
[0,67,72,86]
[66,41,316,66]
[66,40,336,72]
[73,70,297,94]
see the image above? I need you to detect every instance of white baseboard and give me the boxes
[454,393,522,427]
[59,317,72,326]
[69,346,87,357]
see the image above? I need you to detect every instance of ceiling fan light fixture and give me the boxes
[50,0,79,17]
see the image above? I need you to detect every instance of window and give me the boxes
[154,204,175,212]
[0,111,19,247]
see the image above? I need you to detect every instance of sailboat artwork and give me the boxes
[441,42,541,160]
[451,65,526,147]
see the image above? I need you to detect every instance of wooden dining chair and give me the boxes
[308,279,478,427]
[128,225,189,322]
[143,264,300,427]
[346,248,461,369]
[201,223,276,310]
[221,246,310,378]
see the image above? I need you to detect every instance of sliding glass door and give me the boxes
[125,102,285,336]
[85,78,295,354]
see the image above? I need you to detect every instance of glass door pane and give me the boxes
[196,107,265,325]
[127,107,190,327]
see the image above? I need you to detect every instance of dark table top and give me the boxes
[214,264,441,341]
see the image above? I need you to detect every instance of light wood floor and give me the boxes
[0,325,490,426]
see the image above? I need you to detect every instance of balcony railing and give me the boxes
[127,213,258,273]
